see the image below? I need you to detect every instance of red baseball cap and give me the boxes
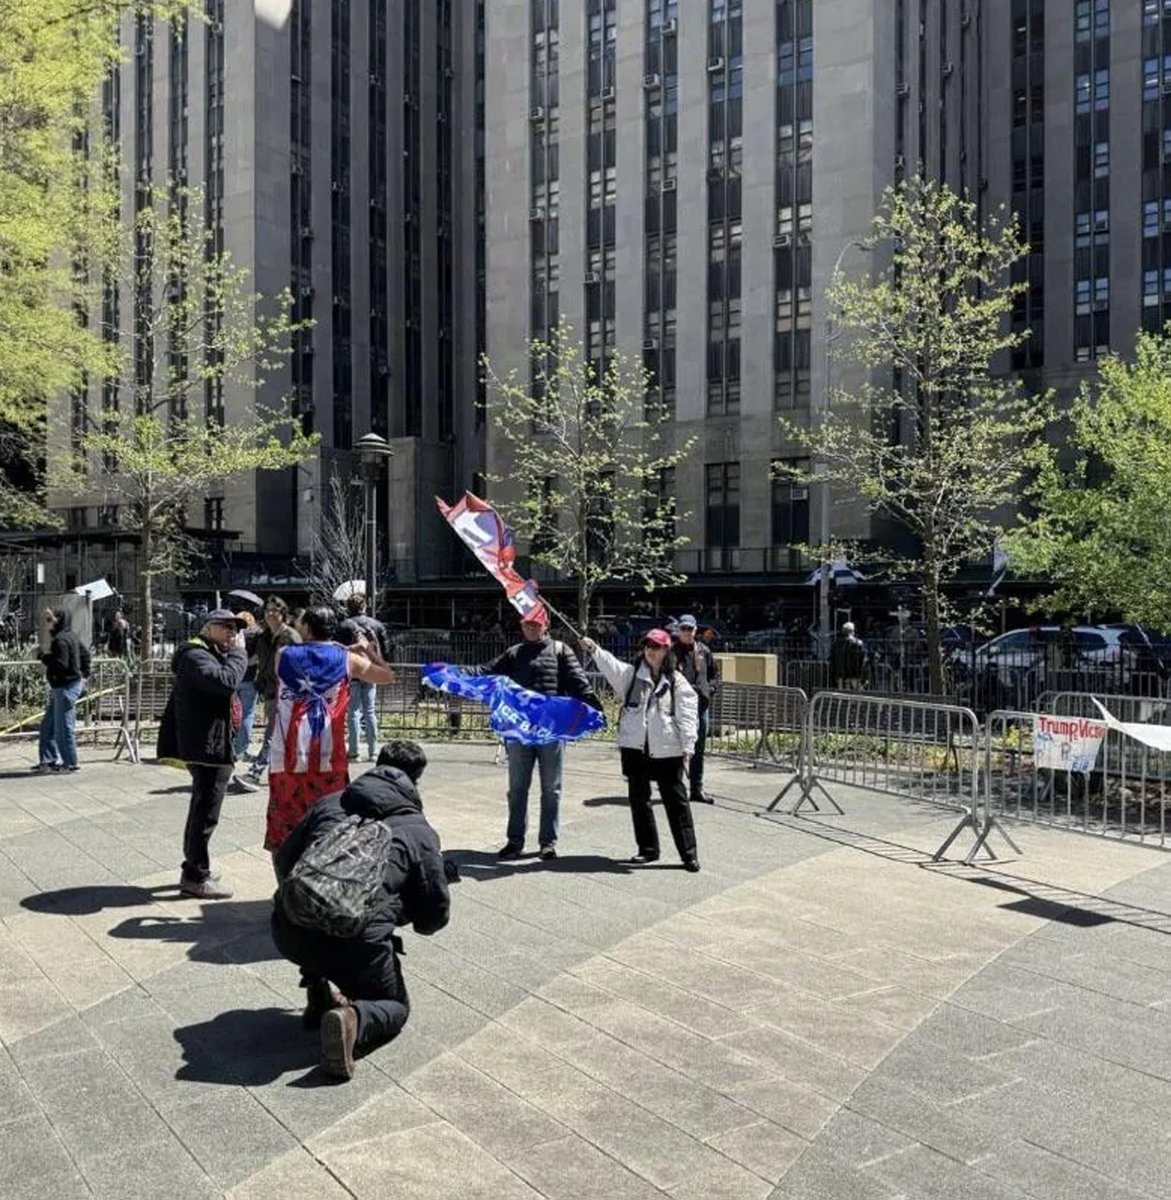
[643,628,671,647]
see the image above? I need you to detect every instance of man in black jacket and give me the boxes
[471,610,600,860]
[157,609,247,900]
[831,621,869,691]
[35,607,91,773]
[673,614,719,804]
[271,739,450,1081]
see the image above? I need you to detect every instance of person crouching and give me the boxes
[579,630,701,872]
[270,739,450,1081]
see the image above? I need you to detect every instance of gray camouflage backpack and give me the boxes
[279,815,394,938]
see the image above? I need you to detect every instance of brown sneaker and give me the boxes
[178,875,233,900]
[302,979,350,1030]
[320,1006,359,1080]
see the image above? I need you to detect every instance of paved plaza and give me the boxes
[1,737,1170,1200]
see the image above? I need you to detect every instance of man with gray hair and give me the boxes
[830,621,869,691]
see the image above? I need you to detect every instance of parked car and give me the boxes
[970,625,1127,676]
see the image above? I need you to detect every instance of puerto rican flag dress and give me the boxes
[264,641,351,850]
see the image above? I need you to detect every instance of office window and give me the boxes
[705,462,740,548]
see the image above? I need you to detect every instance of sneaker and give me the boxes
[31,763,56,774]
[496,842,523,860]
[538,845,557,861]
[347,750,360,762]
[229,773,260,794]
[320,1006,359,1080]
[629,852,660,864]
[302,979,350,1030]
[178,875,234,900]
[682,859,701,873]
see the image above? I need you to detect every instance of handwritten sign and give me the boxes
[1033,714,1106,773]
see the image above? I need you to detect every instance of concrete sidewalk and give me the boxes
[1,739,1169,1199]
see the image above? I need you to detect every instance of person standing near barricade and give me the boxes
[264,606,397,854]
[579,630,701,871]
[156,609,247,899]
[34,607,91,774]
[231,597,300,793]
[673,614,719,804]
[831,621,869,691]
[338,593,391,763]
[468,609,601,861]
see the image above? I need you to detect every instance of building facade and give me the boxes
[482,0,1152,594]
[46,0,483,600]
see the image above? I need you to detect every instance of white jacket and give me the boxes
[589,645,698,758]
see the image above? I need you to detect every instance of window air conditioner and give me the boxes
[643,73,661,89]
[773,234,791,248]
[529,106,545,121]
[661,178,677,192]
[529,207,546,221]
[663,18,677,34]
[584,272,600,285]
[897,83,910,97]
[642,338,659,351]
[707,56,725,72]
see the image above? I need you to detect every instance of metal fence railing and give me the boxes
[775,690,986,861]
[708,682,807,770]
[0,657,135,758]
[985,707,1170,851]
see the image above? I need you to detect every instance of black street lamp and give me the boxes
[355,432,393,609]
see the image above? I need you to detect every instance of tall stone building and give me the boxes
[46,0,483,597]
[482,0,1152,591]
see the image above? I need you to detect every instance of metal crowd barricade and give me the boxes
[708,682,808,770]
[373,665,495,741]
[985,707,1170,851]
[0,657,135,757]
[774,690,987,862]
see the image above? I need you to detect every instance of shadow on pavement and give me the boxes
[174,1007,325,1085]
[105,899,279,962]
[580,794,632,808]
[446,848,635,877]
[22,884,175,915]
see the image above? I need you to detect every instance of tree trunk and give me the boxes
[576,577,591,637]
[923,556,945,695]
[139,524,153,661]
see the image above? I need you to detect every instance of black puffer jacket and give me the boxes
[40,608,91,688]
[272,766,450,952]
[474,637,601,708]
[156,637,247,766]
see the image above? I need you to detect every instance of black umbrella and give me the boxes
[227,589,264,608]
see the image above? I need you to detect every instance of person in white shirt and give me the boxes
[579,629,701,871]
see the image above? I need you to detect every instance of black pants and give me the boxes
[182,765,232,881]
[620,749,697,863]
[271,916,410,1054]
[689,702,709,797]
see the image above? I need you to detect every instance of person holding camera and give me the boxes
[156,609,248,899]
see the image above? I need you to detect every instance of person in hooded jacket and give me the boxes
[271,739,450,1081]
[157,609,248,899]
[579,630,701,871]
[35,607,91,773]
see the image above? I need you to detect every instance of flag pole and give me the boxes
[540,597,582,641]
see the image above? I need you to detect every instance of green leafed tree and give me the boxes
[1009,331,1171,632]
[56,183,317,646]
[0,1,196,524]
[484,323,697,629]
[777,178,1051,691]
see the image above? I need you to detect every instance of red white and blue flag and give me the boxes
[436,492,549,625]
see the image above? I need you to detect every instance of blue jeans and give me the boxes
[233,680,259,758]
[505,741,563,849]
[348,679,378,759]
[38,680,84,768]
[249,697,277,777]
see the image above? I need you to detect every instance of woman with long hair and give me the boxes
[264,606,395,851]
[579,629,700,871]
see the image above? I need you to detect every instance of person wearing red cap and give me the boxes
[469,608,601,860]
[579,630,701,871]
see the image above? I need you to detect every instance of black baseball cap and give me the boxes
[205,608,247,629]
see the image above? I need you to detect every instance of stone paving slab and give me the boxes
[1,738,1170,1198]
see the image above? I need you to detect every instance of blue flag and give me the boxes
[422,664,606,745]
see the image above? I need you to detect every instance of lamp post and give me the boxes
[817,238,872,646]
[355,432,393,610]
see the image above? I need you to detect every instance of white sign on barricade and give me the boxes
[1033,714,1106,773]
[1092,699,1171,753]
